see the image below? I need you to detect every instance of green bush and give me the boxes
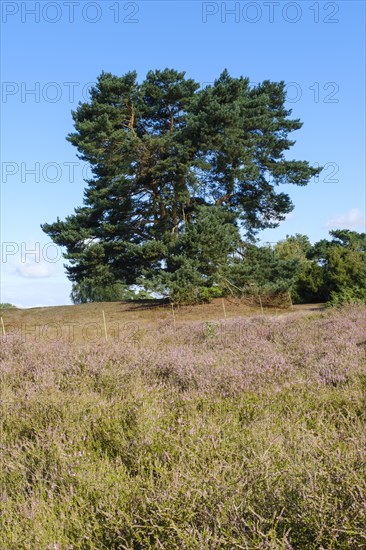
[71,281,137,304]
[327,286,366,307]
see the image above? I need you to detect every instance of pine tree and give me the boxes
[42,69,321,302]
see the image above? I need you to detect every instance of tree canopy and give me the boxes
[42,68,322,301]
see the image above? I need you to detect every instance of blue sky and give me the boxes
[1,0,365,307]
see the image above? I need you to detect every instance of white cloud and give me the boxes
[326,208,366,229]
[1,240,63,279]
[15,262,54,279]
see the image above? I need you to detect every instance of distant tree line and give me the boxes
[70,229,366,307]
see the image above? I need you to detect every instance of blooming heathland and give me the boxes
[1,305,366,547]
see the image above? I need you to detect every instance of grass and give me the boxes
[1,302,365,548]
[0,299,323,344]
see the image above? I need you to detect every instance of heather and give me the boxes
[1,305,366,548]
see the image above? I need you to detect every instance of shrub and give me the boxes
[327,286,366,307]
[1,305,366,547]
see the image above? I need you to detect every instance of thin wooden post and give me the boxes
[222,298,227,319]
[171,303,176,329]
[1,317,6,337]
[258,293,264,315]
[288,290,294,310]
[102,310,108,341]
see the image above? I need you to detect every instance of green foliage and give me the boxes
[40,65,363,307]
[70,280,137,304]
[221,243,299,303]
[203,320,220,339]
[42,68,321,302]
[327,286,366,307]
[309,230,366,304]
[200,285,224,301]
[163,258,208,305]
[139,206,240,304]
[270,230,366,305]
[275,233,312,262]
[295,261,326,303]
[328,229,366,250]
[0,303,16,309]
